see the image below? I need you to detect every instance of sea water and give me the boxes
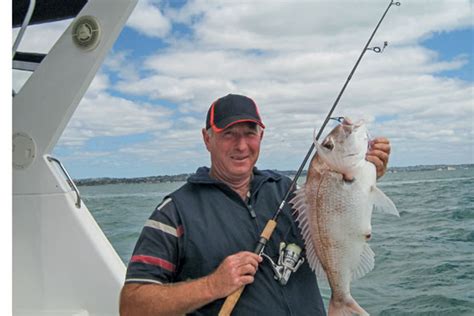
[80,168,474,315]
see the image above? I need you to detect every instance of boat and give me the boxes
[13,0,138,315]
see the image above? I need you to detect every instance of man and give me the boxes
[120,94,391,315]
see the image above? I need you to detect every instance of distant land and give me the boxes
[74,164,473,186]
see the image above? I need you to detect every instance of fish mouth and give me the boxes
[339,118,364,127]
[353,120,365,128]
[341,120,365,135]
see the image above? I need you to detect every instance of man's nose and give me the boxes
[234,134,247,149]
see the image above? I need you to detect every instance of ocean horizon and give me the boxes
[74,163,474,185]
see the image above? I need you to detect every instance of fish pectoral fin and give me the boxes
[371,186,399,217]
[352,243,375,281]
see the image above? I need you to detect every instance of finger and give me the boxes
[238,275,255,286]
[235,252,263,266]
[370,137,390,145]
[367,149,389,165]
[238,263,258,276]
[369,142,391,155]
[228,252,255,264]
[366,154,383,169]
[238,251,263,261]
[237,257,261,271]
[366,153,387,178]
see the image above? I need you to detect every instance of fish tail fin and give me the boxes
[328,296,369,316]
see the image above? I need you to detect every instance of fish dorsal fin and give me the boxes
[371,186,399,216]
[351,243,375,281]
[290,187,328,282]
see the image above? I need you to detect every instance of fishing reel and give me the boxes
[262,242,305,286]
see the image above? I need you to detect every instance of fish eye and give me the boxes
[323,140,334,150]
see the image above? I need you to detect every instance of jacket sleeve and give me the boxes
[125,197,184,284]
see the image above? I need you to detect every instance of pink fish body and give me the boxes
[291,120,398,316]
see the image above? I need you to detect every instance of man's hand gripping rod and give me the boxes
[218,1,400,315]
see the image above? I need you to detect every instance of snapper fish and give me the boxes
[290,119,399,316]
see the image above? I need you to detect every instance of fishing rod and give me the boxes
[218,1,400,315]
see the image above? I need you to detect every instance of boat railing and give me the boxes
[47,155,82,208]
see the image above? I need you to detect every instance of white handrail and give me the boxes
[47,155,82,208]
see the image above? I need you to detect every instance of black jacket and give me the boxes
[170,167,325,315]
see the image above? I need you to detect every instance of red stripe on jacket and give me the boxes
[176,225,184,237]
[131,255,176,272]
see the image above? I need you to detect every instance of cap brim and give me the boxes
[212,116,265,133]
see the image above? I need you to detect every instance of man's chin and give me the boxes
[229,164,252,176]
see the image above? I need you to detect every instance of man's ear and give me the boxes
[202,128,211,151]
[260,130,264,140]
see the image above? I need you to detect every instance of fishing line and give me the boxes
[218,1,401,314]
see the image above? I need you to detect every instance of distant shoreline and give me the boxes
[74,164,473,187]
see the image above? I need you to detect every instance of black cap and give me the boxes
[205,94,265,132]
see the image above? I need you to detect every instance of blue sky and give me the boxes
[12,0,473,179]
[422,28,472,81]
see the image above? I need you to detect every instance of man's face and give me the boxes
[203,122,263,180]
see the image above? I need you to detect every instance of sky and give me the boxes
[12,0,473,179]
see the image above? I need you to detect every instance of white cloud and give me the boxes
[13,0,473,177]
[126,0,171,38]
[59,90,174,147]
[116,0,472,172]
[116,116,210,174]
[168,0,471,51]
[103,50,141,82]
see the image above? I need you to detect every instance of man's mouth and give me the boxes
[231,155,248,161]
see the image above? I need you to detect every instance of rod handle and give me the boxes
[260,219,277,239]
[218,286,245,316]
